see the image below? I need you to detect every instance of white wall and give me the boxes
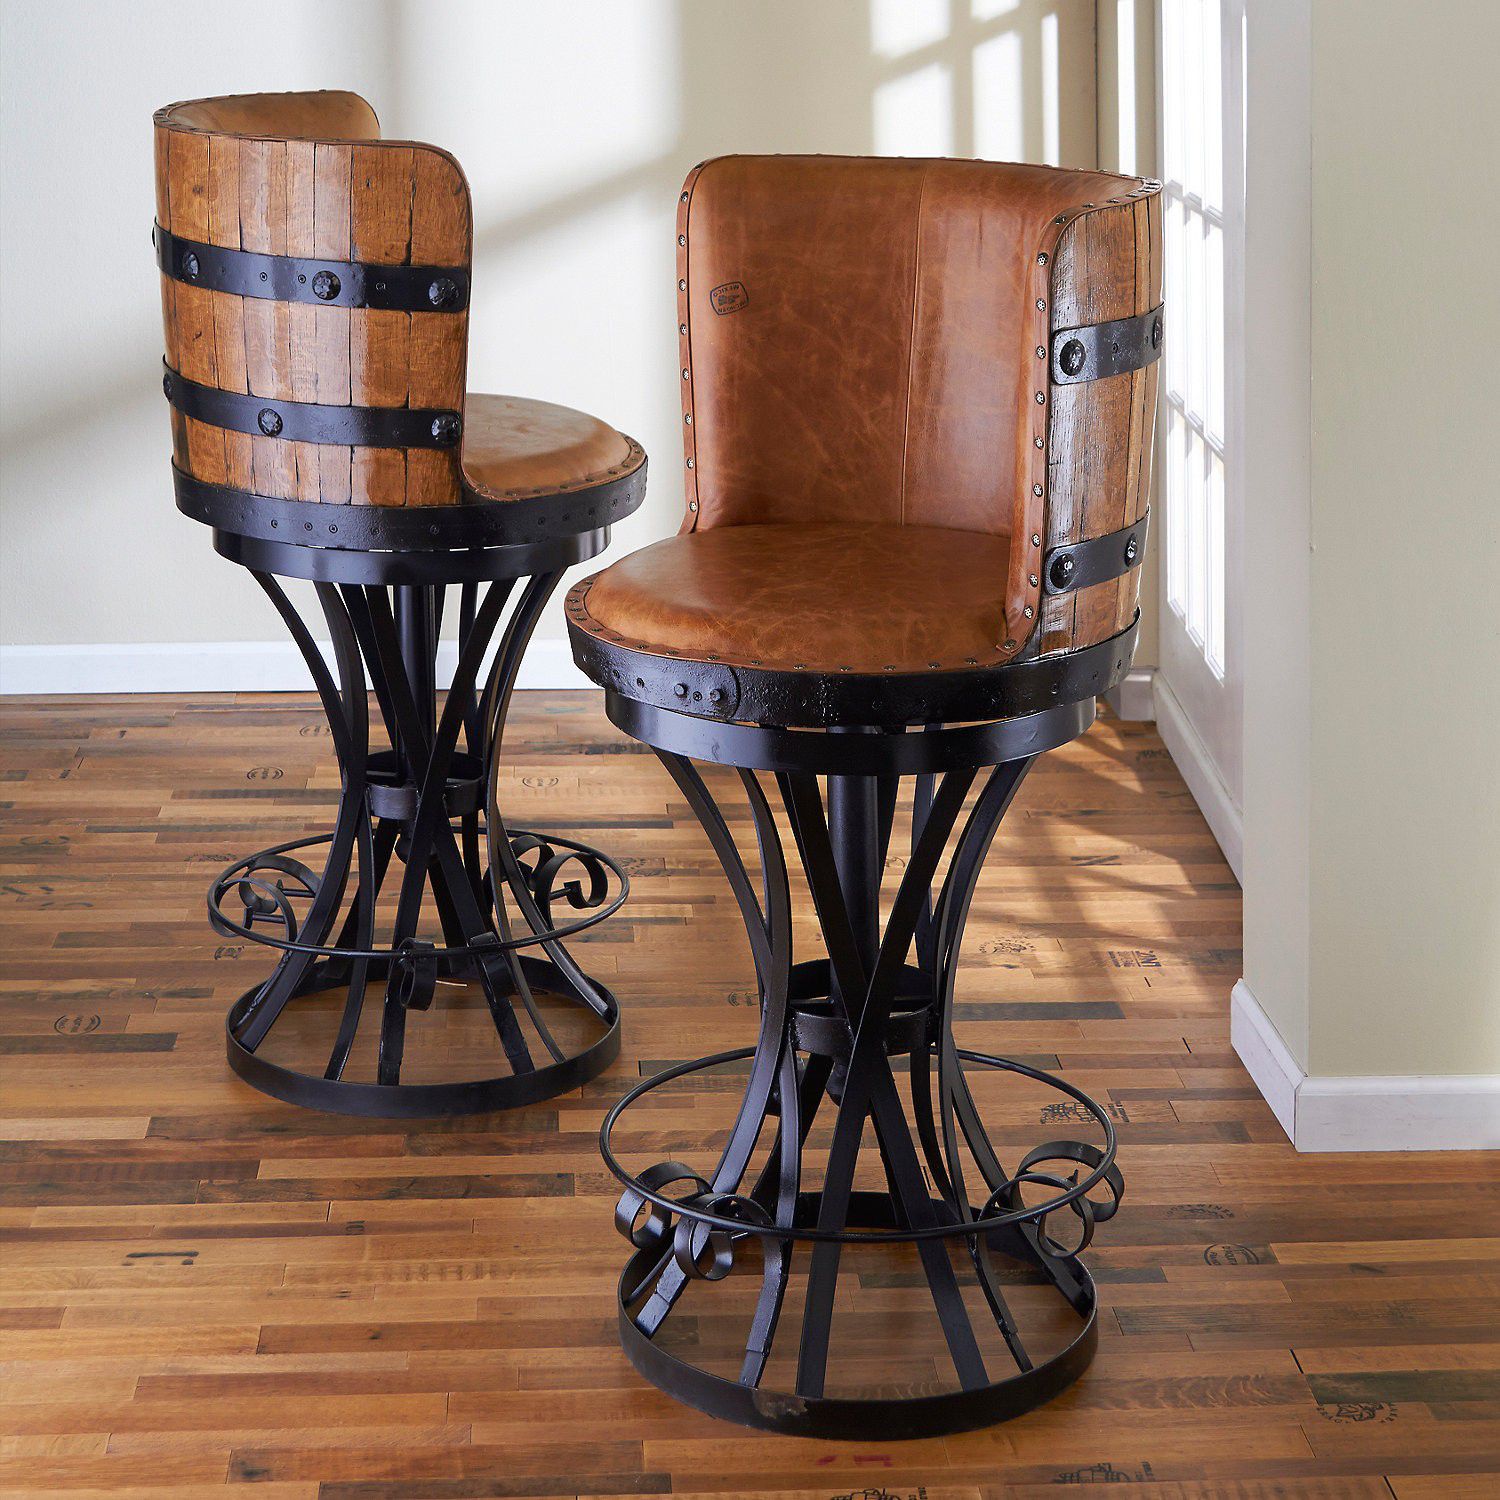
[0,0,1101,687]
[1235,0,1500,1147]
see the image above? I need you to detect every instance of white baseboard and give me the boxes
[1231,979,1500,1152]
[1102,667,1156,721]
[0,638,593,695]
[1153,673,1244,882]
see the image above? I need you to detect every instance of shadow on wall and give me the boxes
[0,0,1091,652]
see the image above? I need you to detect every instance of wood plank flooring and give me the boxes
[1,690,1496,1498]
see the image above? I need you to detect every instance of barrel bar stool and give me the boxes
[155,91,645,1117]
[568,156,1162,1437]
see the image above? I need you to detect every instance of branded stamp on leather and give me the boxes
[710,281,749,315]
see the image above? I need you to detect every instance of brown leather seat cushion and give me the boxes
[574,523,1015,673]
[462,394,639,502]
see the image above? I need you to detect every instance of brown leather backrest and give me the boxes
[675,155,1161,657]
[154,91,472,507]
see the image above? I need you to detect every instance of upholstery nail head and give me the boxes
[678,235,687,246]
[1033,483,1044,496]
[684,413,692,424]
[688,500,698,511]
[1034,436,1045,448]
[1029,574,1039,587]
[681,191,689,202]
[682,368,690,380]
[1032,533,1041,546]
[1024,606,1034,618]
[685,458,694,469]
[1036,298,1047,310]
[1035,391,1046,404]
[1037,251,1048,265]
[1036,345,1046,358]
[678,279,687,291]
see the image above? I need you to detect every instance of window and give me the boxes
[1159,0,1237,676]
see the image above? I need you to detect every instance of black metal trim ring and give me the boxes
[572,614,1139,730]
[163,363,461,449]
[154,223,470,312]
[175,464,646,555]
[224,956,621,1119]
[1045,510,1150,595]
[1051,303,1164,385]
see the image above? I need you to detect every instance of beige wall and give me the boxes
[1,0,1102,662]
[1305,0,1500,1076]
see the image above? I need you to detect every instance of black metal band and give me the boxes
[1051,304,1164,385]
[162,363,462,449]
[173,464,645,559]
[571,613,1138,730]
[1044,511,1149,595]
[154,223,470,312]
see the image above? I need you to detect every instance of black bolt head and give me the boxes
[430,413,461,446]
[181,250,199,279]
[161,372,172,398]
[708,686,725,704]
[1049,553,1077,590]
[1151,315,1163,349]
[257,408,283,437]
[673,682,689,698]
[1060,338,1087,377]
[427,276,457,308]
[311,270,340,301]
[1124,536,1140,565]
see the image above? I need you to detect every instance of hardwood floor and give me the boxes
[1,689,1495,1498]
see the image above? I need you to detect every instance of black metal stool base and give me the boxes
[210,547,628,1119]
[595,705,1125,1436]
[225,954,620,1119]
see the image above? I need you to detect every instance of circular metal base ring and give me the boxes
[224,955,621,1119]
[615,1192,1100,1441]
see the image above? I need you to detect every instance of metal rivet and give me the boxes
[1050,553,1077,589]
[635,676,646,688]
[681,191,689,203]
[1034,436,1045,449]
[304,521,313,531]
[1125,535,1140,564]
[1004,638,1017,650]
[682,368,690,380]
[269,518,278,528]
[427,276,457,308]
[1033,483,1044,496]
[1029,574,1039,587]
[1037,251,1048,265]
[673,683,688,698]
[1151,315,1163,349]
[1060,338,1087,377]
[692,690,702,701]
[312,270,340,301]
[257,407,283,436]
[1036,298,1046,310]
[430,413,461,445]
[1032,533,1042,546]
[678,235,687,246]
[181,251,199,280]
[1035,391,1046,404]
[329,523,338,533]
[1023,605,1034,618]
[1054,214,1066,224]
[708,687,725,704]
[688,500,698,511]
[1036,345,1046,359]
[684,413,692,424]
[678,279,687,291]
[161,372,173,398]
[685,457,694,469]
[259,270,268,282]
[679,323,688,334]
